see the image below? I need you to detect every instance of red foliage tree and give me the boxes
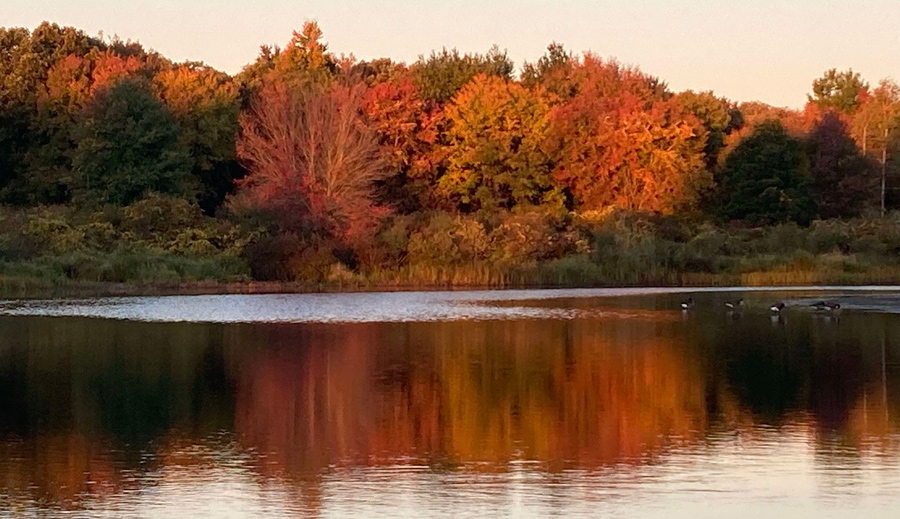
[234,81,388,243]
[362,76,443,211]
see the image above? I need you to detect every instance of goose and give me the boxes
[724,298,744,310]
[680,297,695,310]
[770,302,785,313]
[812,301,841,312]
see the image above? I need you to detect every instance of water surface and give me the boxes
[1,287,899,518]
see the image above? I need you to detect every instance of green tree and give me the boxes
[0,104,30,198]
[411,46,513,103]
[809,68,867,114]
[353,57,407,86]
[0,24,105,205]
[155,64,242,214]
[717,120,816,225]
[521,42,575,96]
[72,79,191,205]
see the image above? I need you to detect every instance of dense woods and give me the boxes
[2,21,900,291]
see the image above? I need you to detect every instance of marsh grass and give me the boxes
[3,206,900,297]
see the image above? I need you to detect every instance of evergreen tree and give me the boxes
[718,120,816,225]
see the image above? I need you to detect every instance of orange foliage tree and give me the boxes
[439,73,562,213]
[549,56,709,214]
[42,50,146,110]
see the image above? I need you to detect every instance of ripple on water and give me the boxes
[2,286,900,323]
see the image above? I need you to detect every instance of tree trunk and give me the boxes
[882,127,888,216]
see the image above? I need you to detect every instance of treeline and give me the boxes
[1,21,899,290]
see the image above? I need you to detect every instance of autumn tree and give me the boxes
[717,120,816,225]
[353,58,408,87]
[410,46,513,103]
[809,69,867,114]
[72,79,191,205]
[549,56,708,214]
[271,21,337,86]
[0,24,106,204]
[234,81,388,244]
[674,90,738,169]
[438,74,561,213]
[362,76,442,212]
[155,64,242,213]
[807,112,877,218]
[237,21,337,93]
[0,23,101,105]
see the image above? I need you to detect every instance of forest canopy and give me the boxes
[1,21,900,290]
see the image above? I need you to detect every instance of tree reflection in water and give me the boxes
[0,298,898,513]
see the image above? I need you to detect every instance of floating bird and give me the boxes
[770,302,785,313]
[811,301,841,312]
[681,297,695,310]
[724,298,744,310]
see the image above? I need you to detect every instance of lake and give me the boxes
[1,287,899,518]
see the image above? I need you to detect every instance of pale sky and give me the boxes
[5,0,899,108]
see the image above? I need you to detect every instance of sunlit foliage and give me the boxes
[549,56,709,214]
[439,74,561,213]
[2,21,900,286]
[809,68,868,114]
[234,81,387,244]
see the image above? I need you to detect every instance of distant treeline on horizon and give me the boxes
[0,21,899,287]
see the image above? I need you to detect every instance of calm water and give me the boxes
[1,287,900,518]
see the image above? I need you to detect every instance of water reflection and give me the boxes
[1,292,900,517]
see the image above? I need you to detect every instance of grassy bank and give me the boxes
[3,260,899,300]
[3,203,900,299]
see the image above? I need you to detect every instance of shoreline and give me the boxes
[3,275,899,300]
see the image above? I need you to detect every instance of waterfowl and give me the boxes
[724,298,744,310]
[681,297,695,310]
[770,302,785,313]
[812,301,841,312]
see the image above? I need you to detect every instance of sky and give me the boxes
[4,0,899,108]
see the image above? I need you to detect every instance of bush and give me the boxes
[407,213,489,267]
